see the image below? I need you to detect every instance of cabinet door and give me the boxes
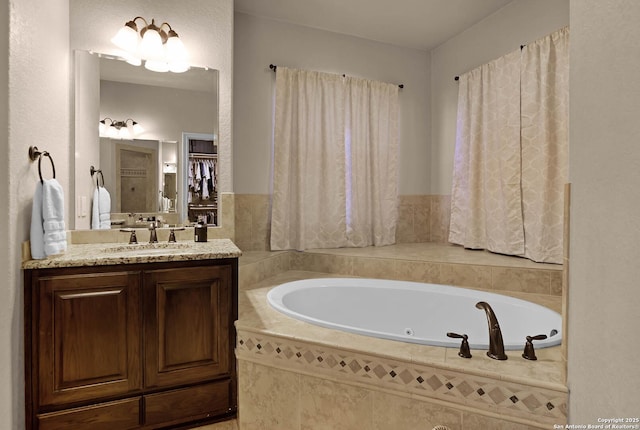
[37,271,142,407]
[143,264,232,388]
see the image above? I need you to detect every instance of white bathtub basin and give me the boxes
[267,278,562,350]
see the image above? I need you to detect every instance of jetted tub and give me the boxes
[267,278,562,350]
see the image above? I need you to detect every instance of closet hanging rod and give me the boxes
[269,64,404,89]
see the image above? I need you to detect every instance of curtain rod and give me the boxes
[453,44,526,82]
[269,64,404,89]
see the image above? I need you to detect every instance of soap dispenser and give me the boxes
[194,222,208,242]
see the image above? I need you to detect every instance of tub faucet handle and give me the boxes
[446,332,472,358]
[522,334,547,361]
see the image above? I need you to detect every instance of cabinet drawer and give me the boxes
[144,380,231,426]
[36,397,141,430]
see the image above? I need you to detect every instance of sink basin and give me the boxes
[101,243,192,255]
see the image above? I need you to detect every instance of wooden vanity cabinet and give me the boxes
[24,258,238,430]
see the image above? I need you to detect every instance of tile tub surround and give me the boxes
[233,194,453,251]
[240,243,563,298]
[236,247,566,429]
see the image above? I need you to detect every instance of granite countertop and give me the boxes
[22,239,242,270]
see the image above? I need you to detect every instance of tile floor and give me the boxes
[192,419,238,430]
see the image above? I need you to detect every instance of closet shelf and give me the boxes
[189,152,218,158]
[189,205,218,210]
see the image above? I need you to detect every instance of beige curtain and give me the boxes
[449,49,525,256]
[271,68,399,251]
[345,76,399,247]
[270,68,347,250]
[521,27,570,263]
[449,27,569,264]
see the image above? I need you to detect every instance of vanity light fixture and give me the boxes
[111,17,189,73]
[99,118,144,139]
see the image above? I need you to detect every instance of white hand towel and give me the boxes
[92,186,111,229]
[91,187,100,230]
[98,186,111,229]
[30,182,45,260]
[42,179,67,257]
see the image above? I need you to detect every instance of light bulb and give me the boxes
[112,19,190,74]
[165,34,187,61]
[111,23,139,54]
[108,125,119,138]
[121,52,142,66]
[168,61,190,73]
[132,122,144,135]
[145,59,169,73]
[119,126,132,140]
[99,120,108,136]
[139,27,164,60]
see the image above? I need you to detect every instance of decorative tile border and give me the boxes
[236,330,567,426]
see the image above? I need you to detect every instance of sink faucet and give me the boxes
[148,221,158,243]
[475,301,508,360]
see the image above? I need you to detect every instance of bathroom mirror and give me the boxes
[74,50,219,229]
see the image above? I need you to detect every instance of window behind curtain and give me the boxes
[270,67,399,251]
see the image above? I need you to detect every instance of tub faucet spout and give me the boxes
[475,301,508,360]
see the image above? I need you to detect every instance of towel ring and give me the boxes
[90,165,104,187]
[37,151,56,184]
[28,146,56,184]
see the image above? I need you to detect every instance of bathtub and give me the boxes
[267,278,562,350]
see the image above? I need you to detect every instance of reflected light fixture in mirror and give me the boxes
[99,118,144,139]
[111,16,189,73]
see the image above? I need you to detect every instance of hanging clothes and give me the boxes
[188,157,217,202]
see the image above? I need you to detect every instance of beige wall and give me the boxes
[4,0,70,427]
[73,50,101,230]
[233,12,431,195]
[430,0,570,194]
[568,0,640,422]
[0,0,10,425]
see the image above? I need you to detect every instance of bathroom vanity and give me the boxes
[22,240,241,430]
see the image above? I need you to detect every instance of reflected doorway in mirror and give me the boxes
[183,132,218,226]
